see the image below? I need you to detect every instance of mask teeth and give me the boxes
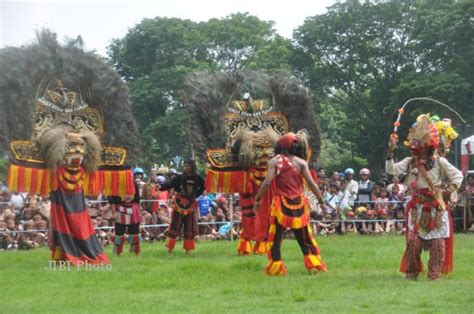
[66,154,83,166]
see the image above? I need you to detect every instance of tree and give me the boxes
[203,13,278,70]
[108,14,301,168]
[294,0,473,173]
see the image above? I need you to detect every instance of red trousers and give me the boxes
[405,235,445,280]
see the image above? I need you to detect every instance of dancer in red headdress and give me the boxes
[254,132,327,275]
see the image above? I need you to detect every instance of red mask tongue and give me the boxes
[70,157,82,166]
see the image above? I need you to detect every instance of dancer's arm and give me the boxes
[253,158,277,211]
[301,161,325,205]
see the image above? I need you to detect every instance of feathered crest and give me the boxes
[0,29,140,162]
[180,70,321,160]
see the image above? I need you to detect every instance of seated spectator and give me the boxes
[379,173,390,187]
[19,220,41,249]
[355,206,369,235]
[317,167,326,179]
[141,212,154,242]
[316,214,337,236]
[88,203,100,219]
[341,210,357,233]
[198,192,217,234]
[317,174,329,195]
[215,222,236,240]
[394,209,406,234]
[329,171,341,188]
[10,191,26,218]
[21,207,36,222]
[37,195,51,222]
[215,193,229,222]
[35,220,48,244]
[4,218,19,250]
[387,175,407,195]
[375,188,390,211]
[324,183,342,220]
[371,184,381,201]
[32,214,44,225]
[365,208,381,235]
[0,221,7,249]
[99,201,114,226]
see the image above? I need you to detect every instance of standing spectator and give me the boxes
[343,168,359,208]
[459,174,474,230]
[374,188,390,233]
[155,175,170,215]
[133,167,146,195]
[357,168,374,205]
[141,171,159,213]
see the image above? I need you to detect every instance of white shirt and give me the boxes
[344,180,359,206]
[386,157,463,190]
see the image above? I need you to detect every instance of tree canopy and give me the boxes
[107,2,474,173]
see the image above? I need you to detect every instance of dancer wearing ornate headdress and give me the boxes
[1,31,139,266]
[254,132,327,275]
[386,113,463,280]
[7,83,135,266]
[181,71,322,256]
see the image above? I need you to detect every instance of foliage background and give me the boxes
[1,1,473,178]
[107,1,473,175]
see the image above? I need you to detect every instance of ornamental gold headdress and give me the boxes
[7,81,134,197]
[389,98,466,157]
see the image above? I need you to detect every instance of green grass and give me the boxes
[2,234,474,313]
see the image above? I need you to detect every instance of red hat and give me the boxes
[277,133,297,150]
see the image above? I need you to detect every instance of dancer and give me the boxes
[7,83,135,266]
[254,132,327,275]
[110,181,141,256]
[386,114,462,280]
[158,160,205,253]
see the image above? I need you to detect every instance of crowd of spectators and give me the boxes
[1,169,473,251]
[310,168,474,236]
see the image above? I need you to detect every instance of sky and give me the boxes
[0,0,336,56]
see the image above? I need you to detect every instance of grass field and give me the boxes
[2,234,474,313]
